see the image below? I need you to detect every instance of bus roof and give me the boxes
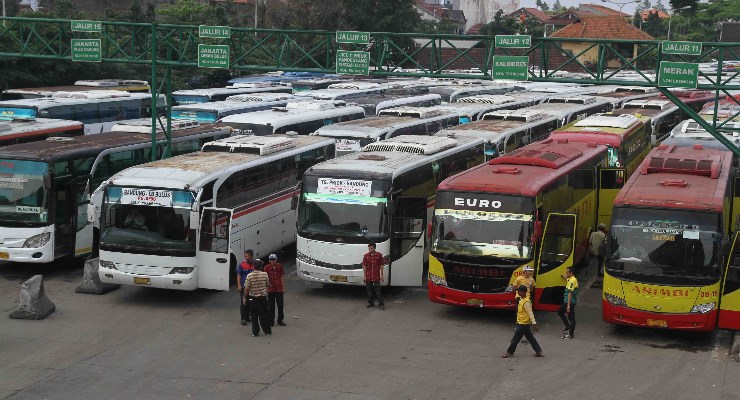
[437,139,607,196]
[305,135,482,180]
[378,105,461,119]
[0,118,83,138]
[172,86,286,97]
[108,135,334,191]
[521,99,611,119]
[438,116,558,143]
[614,144,733,212]
[455,92,546,105]
[0,92,153,109]
[550,113,647,147]
[224,93,297,102]
[0,123,230,163]
[219,101,364,127]
[172,100,290,113]
[293,87,385,100]
[312,115,440,139]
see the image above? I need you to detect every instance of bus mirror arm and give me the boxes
[533,221,543,243]
[722,239,731,258]
[189,211,200,230]
[87,203,95,224]
[43,174,51,190]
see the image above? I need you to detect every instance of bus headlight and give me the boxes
[296,250,316,265]
[170,267,194,274]
[690,302,716,314]
[22,233,50,248]
[100,260,117,270]
[605,293,626,306]
[429,273,447,287]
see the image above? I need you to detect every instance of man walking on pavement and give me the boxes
[243,261,272,337]
[501,285,543,358]
[236,249,262,326]
[558,267,579,339]
[362,242,385,310]
[265,253,286,326]
[589,223,607,277]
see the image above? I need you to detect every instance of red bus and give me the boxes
[428,139,608,311]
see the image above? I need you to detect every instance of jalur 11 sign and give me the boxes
[662,40,702,56]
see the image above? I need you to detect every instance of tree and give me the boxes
[128,0,145,23]
[479,10,518,36]
[654,0,667,12]
[644,10,665,38]
[636,0,652,12]
[535,0,550,12]
[5,0,21,17]
[341,0,421,33]
[669,0,696,13]
[552,0,566,12]
[145,3,156,22]
[633,10,641,28]
[158,0,210,24]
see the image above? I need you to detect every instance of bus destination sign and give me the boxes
[495,35,531,48]
[71,20,102,32]
[493,56,529,80]
[71,39,102,62]
[199,25,231,39]
[198,44,230,69]
[658,61,698,89]
[336,31,370,45]
[336,50,370,75]
[662,40,702,56]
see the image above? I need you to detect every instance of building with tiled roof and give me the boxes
[579,3,629,17]
[415,0,467,33]
[640,9,669,20]
[504,7,550,23]
[550,15,654,69]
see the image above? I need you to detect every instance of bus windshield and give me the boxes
[0,107,37,120]
[432,192,535,261]
[229,123,275,136]
[0,160,48,226]
[607,207,722,285]
[298,177,390,243]
[100,187,196,257]
[171,110,218,123]
[172,95,210,105]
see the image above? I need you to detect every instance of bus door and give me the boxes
[390,197,427,286]
[53,174,88,258]
[72,177,93,257]
[534,212,577,311]
[598,168,624,226]
[719,232,740,330]
[197,207,232,290]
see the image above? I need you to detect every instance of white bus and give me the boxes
[312,108,463,156]
[171,94,299,123]
[437,109,560,160]
[428,84,513,103]
[1,79,151,100]
[347,89,442,116]
[172,84,292,105]
[664,119,740,150]
[520,95,612,127]
[0,120,232,263]
[97,135,336,290]
[454,92,547,109]
[0,118,84,146]
[0,92,163,134]
[595,86,660,109]
[612,98,684,144]
[293,86,387,102]
[220,101,366,135]
[296,135,485,287]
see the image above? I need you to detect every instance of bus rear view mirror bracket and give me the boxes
[190,211,200,231]
[291,182,303,211]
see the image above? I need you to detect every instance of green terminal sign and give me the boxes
[662,40,702,56]
[495,35,531,48]
[336,31,370,45]
[199,25,231,39]
[658,61,699,89]
[198,44,230,69]
[493,55,529,80]
[336,50,370,75]
[71,20,102,33]
[71,39,102,62]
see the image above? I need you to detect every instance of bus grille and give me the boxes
[442,263,515,294]
[314,260,362,270]
[116,263,173,276]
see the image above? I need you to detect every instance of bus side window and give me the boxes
[73,103,101,124]
[600,169,625,190]
[571,169,595,204]
[200,180,216,207]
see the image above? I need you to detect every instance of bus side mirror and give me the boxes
[87,203,95,224]
[291,182,303,210]
[189,211,200,230]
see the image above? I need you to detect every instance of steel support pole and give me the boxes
[659,88,740,157]
[165,66,172,158]
[150,22,158,161]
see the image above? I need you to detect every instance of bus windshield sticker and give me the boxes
[435,208,533,222]
[0,177,29,189]
[15,206,41,214]
[317,178,372,196]
[305,193,386,206]
[335,139,361,152]
[120,188,173,207]
[683,228,700,240]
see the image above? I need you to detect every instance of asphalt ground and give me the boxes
[1,254,739,400]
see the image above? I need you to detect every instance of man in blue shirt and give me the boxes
[237,249,262,326]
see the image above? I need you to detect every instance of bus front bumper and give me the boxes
[0,241,55,263]
[428,280,516,309]
[602,299,717,332]
[296,260,368,286]
[99,268,197,291]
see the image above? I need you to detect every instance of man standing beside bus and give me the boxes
[589,224,607,278]
[558,267,579,339]
[243,262,272,337]
[362,243,385,310]
[265,254,286,327]
[513,266,535,300]
[237,250,262,326]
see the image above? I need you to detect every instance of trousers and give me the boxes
[249,295,272,335]
[558,302,577,336]
[268,292,284,324]
[238,288,250,322]
[506,324,542,355]
[366,281,383,305]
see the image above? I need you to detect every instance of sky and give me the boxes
[519,0,644,14]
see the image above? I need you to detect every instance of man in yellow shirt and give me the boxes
[558,267,579,339]
[501,285,543,358]
[513,266,535,300]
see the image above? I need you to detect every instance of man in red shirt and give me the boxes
[362,242,385,310]
[265,253,286,326]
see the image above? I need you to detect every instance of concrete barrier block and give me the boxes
[76,257,120,295]
[9,275,56,320]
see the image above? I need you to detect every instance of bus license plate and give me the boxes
[0,252,8,259]
[467,298,484,306]
[647,319,668,328]
[329,275,347,283]
[133,277,150,285]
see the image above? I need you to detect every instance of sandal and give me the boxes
[533,353,544,357]
[501,353,514,358]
